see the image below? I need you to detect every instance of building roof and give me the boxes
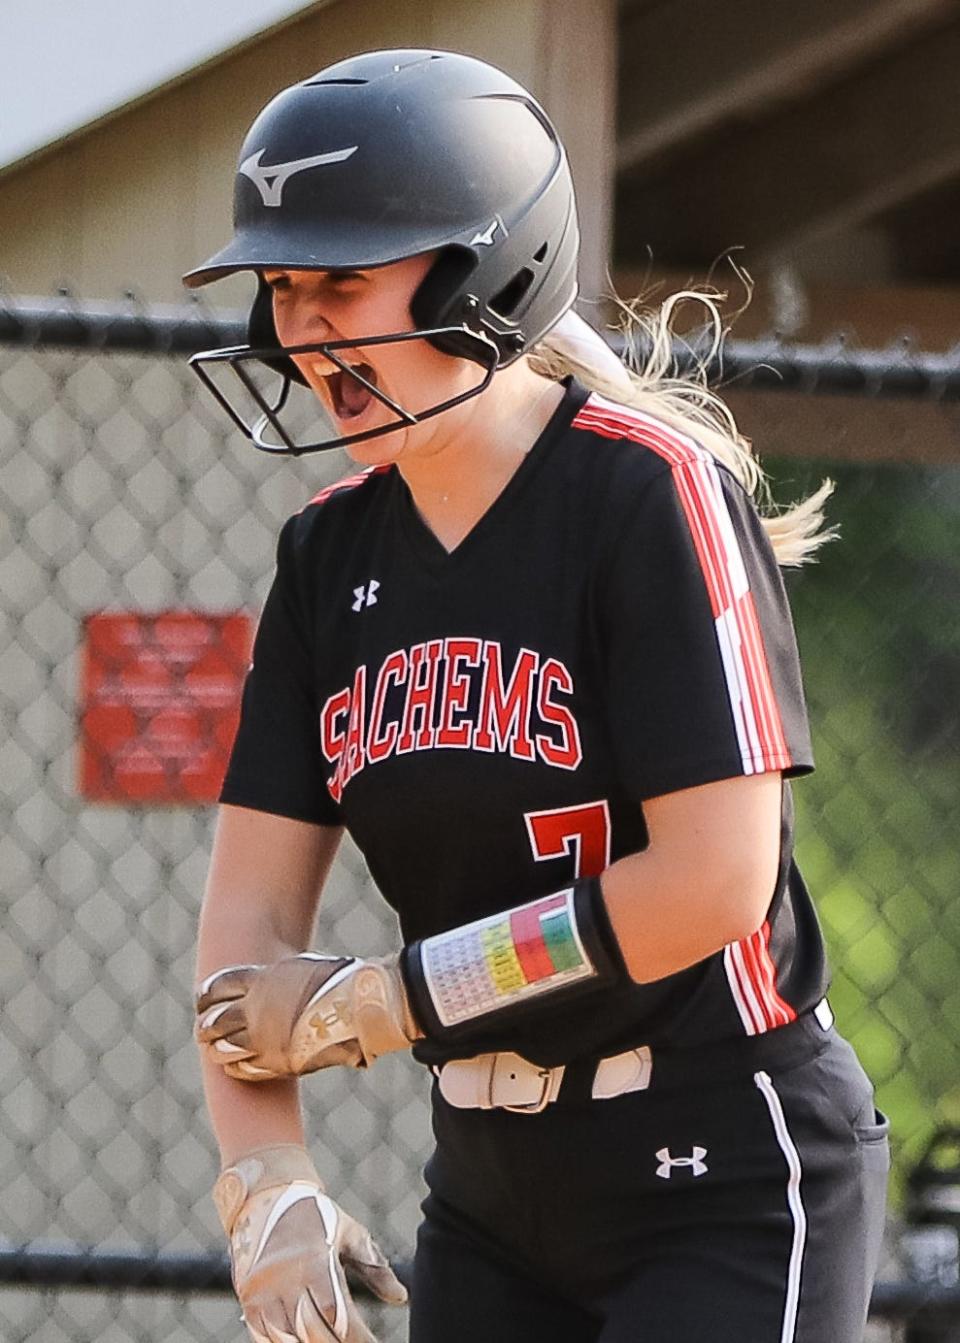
[2,0,324,172]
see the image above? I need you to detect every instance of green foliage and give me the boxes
[768,458,960,1204]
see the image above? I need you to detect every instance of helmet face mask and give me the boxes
[184,48,579,454]
[189,325,499,456]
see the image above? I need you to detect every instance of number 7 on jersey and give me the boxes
[524,800,612,880]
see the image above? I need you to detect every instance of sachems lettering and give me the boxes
[320,639,581,801]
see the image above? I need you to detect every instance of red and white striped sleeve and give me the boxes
[581,397,814,801]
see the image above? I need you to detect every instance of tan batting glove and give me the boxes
[195,953,422,1081]
[214,1144,407,1343]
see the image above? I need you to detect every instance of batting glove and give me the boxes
[214,1144,407,1343]
[196,954,421,1080]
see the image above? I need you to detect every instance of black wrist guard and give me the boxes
[401,877,628,1042]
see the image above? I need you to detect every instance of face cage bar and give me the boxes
[188,326,500,456]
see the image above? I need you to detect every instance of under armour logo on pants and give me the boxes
[352,581,380,612]
[655,1146,708,1178]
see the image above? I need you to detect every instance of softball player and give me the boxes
[188,49,889,1343]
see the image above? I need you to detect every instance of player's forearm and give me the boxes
[197,896,303,978]
[600,846,772,985]
[601,772,782,983]
[201,1052,305,1165]
[198,900,309,1163]
[201,805,343,955]
[196,808,344,1159]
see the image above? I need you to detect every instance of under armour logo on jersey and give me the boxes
[352,581,380,612]
[239,146,358,207]
[655,1147,708,1179]
[470,219,500,247]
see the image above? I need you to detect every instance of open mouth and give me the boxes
[323,362,378,421]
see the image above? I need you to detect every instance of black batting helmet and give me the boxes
[183,48,580,453]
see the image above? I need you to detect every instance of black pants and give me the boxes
[409,1016,889,1342]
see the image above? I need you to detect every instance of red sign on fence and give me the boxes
[78,611,253,804]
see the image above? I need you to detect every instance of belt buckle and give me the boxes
[498,1062,563,1115]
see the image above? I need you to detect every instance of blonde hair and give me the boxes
[528,287,834,568]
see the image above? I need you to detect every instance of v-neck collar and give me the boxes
[391,378,589,571]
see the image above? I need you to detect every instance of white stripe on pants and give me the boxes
[755,1068,808,1343]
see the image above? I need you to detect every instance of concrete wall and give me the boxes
[0,0,615,308]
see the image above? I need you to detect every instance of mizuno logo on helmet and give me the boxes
[239,146,359,207]
[470,219,500,247]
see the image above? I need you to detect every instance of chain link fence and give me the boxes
[1,295,959,1343]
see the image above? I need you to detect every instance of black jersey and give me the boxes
[221,379,828,1069]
